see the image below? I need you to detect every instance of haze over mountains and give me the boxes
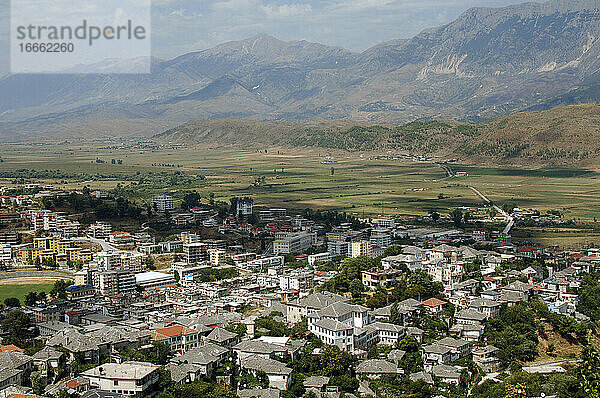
[0,0,599,141]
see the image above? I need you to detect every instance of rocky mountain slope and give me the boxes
[0,0,599,140]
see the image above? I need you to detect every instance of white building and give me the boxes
[273,232,316,255]
[236,198,254,216]
[152,195,175,212]
[351,240,371,258]
[81,361,160,396]
[308,252,332,266]
[0,244,11,264]
[279,272,314,292]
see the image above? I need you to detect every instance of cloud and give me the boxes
[151,0,526,59]
[261,4,313,18]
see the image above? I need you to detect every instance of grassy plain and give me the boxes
[1,142,599,226]
[0,281,54,304]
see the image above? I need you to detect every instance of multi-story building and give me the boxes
[81,362,160,396]
[95,270,136,297]
[0,244,12,264]
[95,251,145,272]
[89,221,112,239]
[152,194,175,212]
[351,240,371,258]
[279,272,314,292]
[361,269,403,289]
[370,229,392,248]
[273,232,316,255]
[108,232,134,244]
[235,198,254,216]
[150,325,200,354]
[183,243,207,265]
[372,218,396,229]
[208,249,227,266]
[307,252,332,265]
[327,241,351,257]
[308,301,377,353]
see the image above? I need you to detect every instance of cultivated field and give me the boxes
[1,143,599,223]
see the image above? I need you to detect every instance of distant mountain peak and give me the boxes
[2,0,600,140]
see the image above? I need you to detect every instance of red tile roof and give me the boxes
[0,344,25,353]
[152,324,198,338]
[422,298,447,307]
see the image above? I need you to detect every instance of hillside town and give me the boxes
[0,184,598,398]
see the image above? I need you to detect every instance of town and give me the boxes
[0,182,598,398]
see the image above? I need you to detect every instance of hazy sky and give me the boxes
[0,0,532,74]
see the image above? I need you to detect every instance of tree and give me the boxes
[51,279,73,299]
[349,279,365,298]
[505,383,528,398]
[4,297,21,308]
[429,211,440,222]
[2,310,32,341]
[576,344,600,398]
[25,292,38,306]
[451,208,463,228]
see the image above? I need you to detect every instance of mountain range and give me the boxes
[0,0,599,141]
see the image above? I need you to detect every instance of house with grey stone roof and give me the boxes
[356,359,400,379]
[240,356,292,390]
[233,340,288,362]
[410,371,433,384]
[387,349,406,365]
[206,327,238,348]
[431,364,462,385]
[286,292,347,323]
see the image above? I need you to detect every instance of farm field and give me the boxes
[1,143,600,222]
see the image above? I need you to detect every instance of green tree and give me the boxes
[451,208,463,228]
[4,297,21,308]
[24,292,38,306]
[576,345,600,398]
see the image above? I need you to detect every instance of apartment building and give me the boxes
[152,194,175,212]
[95,270,136,297]
[273,232,316,255]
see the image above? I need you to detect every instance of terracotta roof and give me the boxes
[66,379,83,389]
[7,395,46,398]
[421,298,447,307]
[152,325,198,338]
[0,344,26,353]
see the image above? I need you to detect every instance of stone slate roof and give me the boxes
[32,346,64,361]
[164,363,201,383]
[387,349,406,362]
[356,359,398,374]
[238,388,281,398]
[455,308,486,322]
[207,327,237,343]
[436,337,469,350]
[0,351,33,369]
[288,292,347,310]
[410,371,433,384]
[48,329,102,352]
[313,319,353,332]
[241,355,292,375]
[432,364,461,379]
[303,376,330,388]
[234,340,287,355]
[423,344,452,355]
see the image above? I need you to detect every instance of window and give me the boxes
[114,380,119,386]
